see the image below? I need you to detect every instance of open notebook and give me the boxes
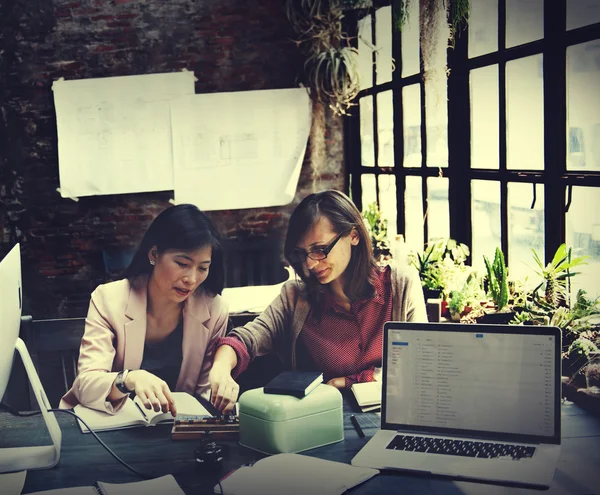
[27,474,184,495]
[73,392,210,433]
[214,453,379,495]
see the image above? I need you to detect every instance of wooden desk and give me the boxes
[1,399,599,495]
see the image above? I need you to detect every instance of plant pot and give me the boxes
[476,311,516,325]
[423,288,442,300]
[450,311,461,321]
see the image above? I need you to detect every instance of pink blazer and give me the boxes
[59,275,228,414]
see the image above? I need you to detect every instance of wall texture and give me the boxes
[0,0,345,318]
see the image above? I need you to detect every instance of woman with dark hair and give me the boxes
[209,190,426,413]
[60,204,228,416]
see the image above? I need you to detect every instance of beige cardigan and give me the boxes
[229,263,427,372]
[59,275,228,414]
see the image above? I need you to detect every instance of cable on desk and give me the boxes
[1,402,150,479]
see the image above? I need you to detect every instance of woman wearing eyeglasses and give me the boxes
[209,190,427,413]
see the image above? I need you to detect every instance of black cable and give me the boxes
[0,402,150,479]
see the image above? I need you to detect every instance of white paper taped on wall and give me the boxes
[52,71,195,199]
[170,87,311,211]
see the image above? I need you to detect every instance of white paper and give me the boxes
[222,267,294,314]
[52,71,195,198]
[0,470,26,495]
[214,453,379,495]
[171,88,311,211]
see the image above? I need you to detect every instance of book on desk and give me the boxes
[351,381,382,413]
[73,392,211,433]
[263,370,323,399]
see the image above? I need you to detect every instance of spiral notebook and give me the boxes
[27,474,184,494]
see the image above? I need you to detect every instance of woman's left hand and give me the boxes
[326,377,346,389]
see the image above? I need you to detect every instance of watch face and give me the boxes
[116,371,129,393]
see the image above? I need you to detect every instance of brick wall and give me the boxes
[0,0,345,318]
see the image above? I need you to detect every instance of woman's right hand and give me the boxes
[124,370,177,417]
[209,363,240,414]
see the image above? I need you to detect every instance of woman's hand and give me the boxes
[326,377,346,389]
[124,370,177,417]
[209,363,240,414]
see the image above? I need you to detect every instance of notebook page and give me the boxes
[216,454,378,495]
[74,398,146,433]
[97,474,184,495]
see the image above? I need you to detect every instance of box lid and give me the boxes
[239,383,342,422]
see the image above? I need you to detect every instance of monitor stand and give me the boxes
[0,338,62,473]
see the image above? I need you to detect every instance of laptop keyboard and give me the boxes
[386,434,536,460]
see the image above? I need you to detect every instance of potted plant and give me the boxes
[478,247,515,323]
[409,237,470,301]
[361,202,391,262]
[446,271,484,321]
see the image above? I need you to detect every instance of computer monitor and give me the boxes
[0,244,62,473]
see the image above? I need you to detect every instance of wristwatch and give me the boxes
[115,369,131,394]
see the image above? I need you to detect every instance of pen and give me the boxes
[134,399,149,420]
[350,415,365,438]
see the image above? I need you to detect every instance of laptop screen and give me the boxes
[382,322,561,444]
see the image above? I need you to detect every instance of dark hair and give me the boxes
[122,204,225,295]
[284,190,378,304]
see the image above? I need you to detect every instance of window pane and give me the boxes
[403,84,421,168]
[426,98,448,169]
[360,96,374,167]
[471,180,501,271]
[377,91,395,167]
[506,0,544,49]
[401,0,420,77]
[379,175,398,239]
[469,0,498,58]
[507,55,544,170]
[376,6,393,85]
[566,186,600,298]
[567,40,600,171]
[427,177,449,241]
[471,66,499,169]
[507,182,544,282]
[357,14,373,90]
[361,174,377,210]
[405,176,424,252]
[567,0,600,30]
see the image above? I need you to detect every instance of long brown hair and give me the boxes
[284,190,379,305]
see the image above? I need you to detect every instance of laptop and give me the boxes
[351,322,561,489]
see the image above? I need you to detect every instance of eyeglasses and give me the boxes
[290,231,346,263]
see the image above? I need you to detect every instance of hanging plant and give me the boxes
[285,0,360,116]
[392,0,470,40]
[304,46,360,115]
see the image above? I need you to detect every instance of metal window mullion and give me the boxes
[447,15,471,259]
[498,0,510,265]
[391,0,406,238]
[543,0,567,263]
[419,44,429,245]
[345,13,362,208]
[371,9,381,206]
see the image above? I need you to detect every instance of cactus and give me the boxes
[483,247,509,311]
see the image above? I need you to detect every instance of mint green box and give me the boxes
[238,384,344,455]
